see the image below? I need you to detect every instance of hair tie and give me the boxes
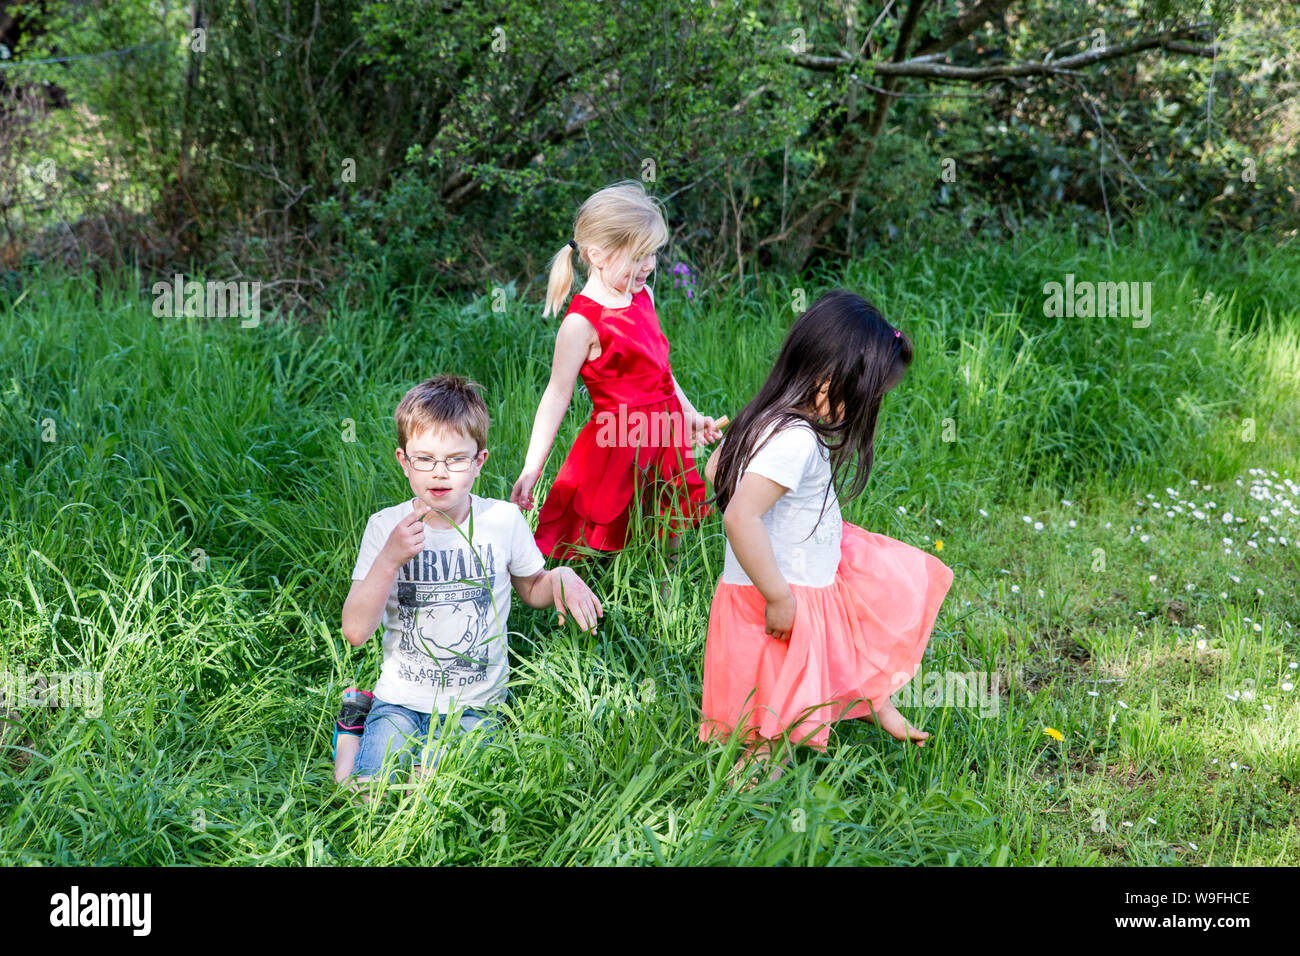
[893,329,901,338]
[568,239,578,251]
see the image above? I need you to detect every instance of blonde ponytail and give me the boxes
[543,242,579,318]
[541,180,669,319]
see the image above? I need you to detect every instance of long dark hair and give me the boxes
[711,290,913,525]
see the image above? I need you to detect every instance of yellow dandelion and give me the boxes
[1043,726,1064,741]
[934,539,944,552]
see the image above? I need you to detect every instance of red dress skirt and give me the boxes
[700,522,953,750]
[534,288,710,559]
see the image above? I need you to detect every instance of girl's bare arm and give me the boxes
[723,473,791,607]
[671,373,699,420]
[521,313,596,473]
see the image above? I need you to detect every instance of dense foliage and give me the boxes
[4,0,1297,303]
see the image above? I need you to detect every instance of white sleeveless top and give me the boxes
[720,419,843,587]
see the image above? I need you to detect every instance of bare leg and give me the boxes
[334,733,361,784]
[658,532,684,600]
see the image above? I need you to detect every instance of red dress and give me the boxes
[534,288,710,559]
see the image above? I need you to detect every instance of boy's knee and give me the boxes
[362,704,421,747]
[354,703,424,780]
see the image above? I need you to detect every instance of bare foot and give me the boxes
[861,700,929,746]
[339,775,373,806]
[728,739,791,791]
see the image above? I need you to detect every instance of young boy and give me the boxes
[334,374,602,787]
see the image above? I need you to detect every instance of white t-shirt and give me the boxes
[720,419,843,587]
[351,493,547,713]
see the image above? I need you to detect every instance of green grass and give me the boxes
[2,217,1298,865]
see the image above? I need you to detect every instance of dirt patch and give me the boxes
[1132,641,1227,680]
[1162,600,1191,625]
[1019,624,1096,692]
[1103,763,1161,790]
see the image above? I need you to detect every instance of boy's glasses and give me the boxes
[403,451,478,473]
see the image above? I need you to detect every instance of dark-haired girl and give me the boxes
[700,291,953,784]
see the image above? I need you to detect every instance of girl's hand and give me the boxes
[511,467,542,511]
[378,499,432,570]
[551,567,604,632]
[687,412,724,447]
[764,588,796,642]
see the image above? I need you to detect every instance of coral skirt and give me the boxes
[700,521,953,750]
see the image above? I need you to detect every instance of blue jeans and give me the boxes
[351,696,500,782]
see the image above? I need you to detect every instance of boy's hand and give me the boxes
[551,567,603,632]
[377,499,432,571]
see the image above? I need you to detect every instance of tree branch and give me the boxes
[911,0,1016,58]
[876,24,1216,81]
[788,23,1218,82]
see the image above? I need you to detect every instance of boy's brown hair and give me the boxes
[394,374,491,451]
